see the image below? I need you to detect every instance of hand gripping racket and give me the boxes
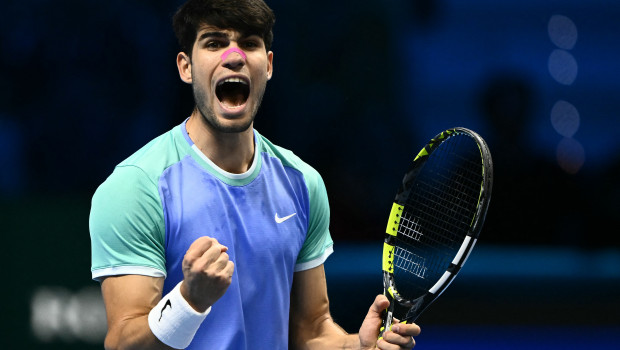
[379,127,493,337]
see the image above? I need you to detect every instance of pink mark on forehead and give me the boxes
[221,47,247,61]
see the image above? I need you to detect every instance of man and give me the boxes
[89,0,420,349]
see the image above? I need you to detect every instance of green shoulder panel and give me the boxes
[90,127,190,277]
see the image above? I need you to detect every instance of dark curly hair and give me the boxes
[172,0,275,57]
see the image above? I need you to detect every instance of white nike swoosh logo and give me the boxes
[275,212,297,223]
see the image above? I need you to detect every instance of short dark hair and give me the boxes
[172,0,276,57]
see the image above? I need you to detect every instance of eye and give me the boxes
[205,40,226,50]
[241,38,262,50]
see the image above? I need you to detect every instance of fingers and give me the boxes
[373,293,421,349]
[391,323,420,338]
[358,295,390,348]
[360,294,422,349]
[194,243,231,274]
[378,323,421,350]
[180,237,235,311]
[183,237,232,274]
[184,237,231,272]
[185,236,227,260]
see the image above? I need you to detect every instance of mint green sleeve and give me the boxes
[89,165,166,280]
[294,171,334,271]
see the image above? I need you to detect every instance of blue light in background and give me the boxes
[397,0,620,172]
[325,242,620,281]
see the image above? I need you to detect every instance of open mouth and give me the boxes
[216,77,250,109]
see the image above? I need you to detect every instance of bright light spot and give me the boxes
[547,14,582,175]
[548,49,578,85]
[550,100,580,137]
[30,286,107,344]
[548,15,578,50]
[556,137,585,174]
[30,287,71,342]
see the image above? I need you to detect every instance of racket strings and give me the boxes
[398,213,423,242]
[407,136,482,244]
[408,172,479,246]
[394,233,450,288]
[393,246,428,279]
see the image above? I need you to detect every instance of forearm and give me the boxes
[290,316,362,350]
[290,267,373,350]
[301,336,361,350]
[302,333,361,350]
[105,315,171,350]
[100,240,226,350]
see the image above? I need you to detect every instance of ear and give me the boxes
[177,52,192,84]
[266,51,274,80]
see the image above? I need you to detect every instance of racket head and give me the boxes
[381,127,493,333]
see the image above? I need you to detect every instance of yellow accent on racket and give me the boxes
[383,243,395,273]
[386,203,403,236]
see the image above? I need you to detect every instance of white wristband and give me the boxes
[148,281,211,349]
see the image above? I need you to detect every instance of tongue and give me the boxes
[221,91,246,108]
[219,83,248,108]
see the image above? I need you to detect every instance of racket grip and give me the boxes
[378,310,393,340]
[378,295,394,340]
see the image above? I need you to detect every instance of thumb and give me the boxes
[368,294,390,318]
[358,295,390,349]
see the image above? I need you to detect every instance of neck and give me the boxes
[186,113,255,174]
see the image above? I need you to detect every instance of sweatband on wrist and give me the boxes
[148,281,211,349]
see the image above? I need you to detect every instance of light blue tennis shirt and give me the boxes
[90,120,334,349]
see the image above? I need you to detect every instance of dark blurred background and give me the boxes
[1,0,619,349]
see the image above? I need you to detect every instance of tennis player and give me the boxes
[89,0,420,349]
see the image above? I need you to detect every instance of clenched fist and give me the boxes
[180,236,235,312]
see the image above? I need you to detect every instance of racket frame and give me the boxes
[380,127,493,336]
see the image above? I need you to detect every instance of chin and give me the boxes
[199,107,255,134]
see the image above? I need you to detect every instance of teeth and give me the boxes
[218,77,248,86]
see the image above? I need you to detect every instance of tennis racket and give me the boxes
[379,127,493,338]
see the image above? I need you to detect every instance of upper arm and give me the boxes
[101,275,169,350]
[90,166,166,280]
[289,265,349,350]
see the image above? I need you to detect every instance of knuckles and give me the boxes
[192,236,219,251]
[183,237,235,279]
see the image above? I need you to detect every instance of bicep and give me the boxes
[101,275,170,350]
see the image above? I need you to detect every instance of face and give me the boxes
[177,25,274,133]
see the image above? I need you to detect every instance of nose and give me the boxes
[221,47,246,69]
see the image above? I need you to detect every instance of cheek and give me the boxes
[191,65,214,90]
[248,63,270,89]
[190,56,218,81]
[251,74,269,94]
[191,73,216,106]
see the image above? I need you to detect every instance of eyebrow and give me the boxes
[197,29,262,43]
[198,31,229,41]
